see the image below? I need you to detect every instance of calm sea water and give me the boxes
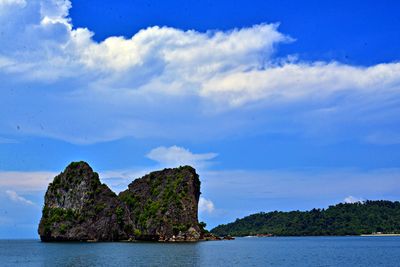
[1,237,400,266]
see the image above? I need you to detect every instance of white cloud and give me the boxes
[344,196,365,204]
[199,197,215,213]
[0,171,56,191]
[99,168,156,193]
[5,190,35,206]
[146,146,217,168]
[76,23,287,74]
[201,62,400,107]
[0,0,399,144]
[40,0,71,21]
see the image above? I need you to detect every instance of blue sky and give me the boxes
[0,0,399,238]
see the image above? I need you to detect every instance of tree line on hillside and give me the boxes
[211,200,400,236]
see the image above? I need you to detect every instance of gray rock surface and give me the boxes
[119,166,201,241]
[38,162,131,241]
[38,162,205,242]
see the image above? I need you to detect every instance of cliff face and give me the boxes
[38,162,203,242]
[38,162,131,241]
[119,166,201,241]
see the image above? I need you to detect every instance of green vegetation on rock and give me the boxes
[39,162,202,242]
[118,165,201,240]
[38,161,131,241]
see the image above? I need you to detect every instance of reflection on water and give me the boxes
[1,237,400,266]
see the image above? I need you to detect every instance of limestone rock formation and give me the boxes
[38,162,205,242]
[38,162,131,241]
[119,166,201,241]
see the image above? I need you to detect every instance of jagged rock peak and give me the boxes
[119,165,202,241]
[61,161,100,184]
[38,161,130,241]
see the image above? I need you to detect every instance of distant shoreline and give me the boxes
[360,233,400,237]
[211,200,400,237]
[241,233,400,238]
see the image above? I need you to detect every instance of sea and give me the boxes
[1,236,400,266]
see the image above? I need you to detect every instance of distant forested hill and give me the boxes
[211,201,400,236]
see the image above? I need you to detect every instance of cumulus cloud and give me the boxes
[343,196,365,204]
[78,23,287,74]
[199,197,215,213]
[201,62,400,106]
[147,146,217,168]
[5,190,35,206]
[0,0,399,144]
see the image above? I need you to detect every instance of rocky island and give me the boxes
[38,161,219,242]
